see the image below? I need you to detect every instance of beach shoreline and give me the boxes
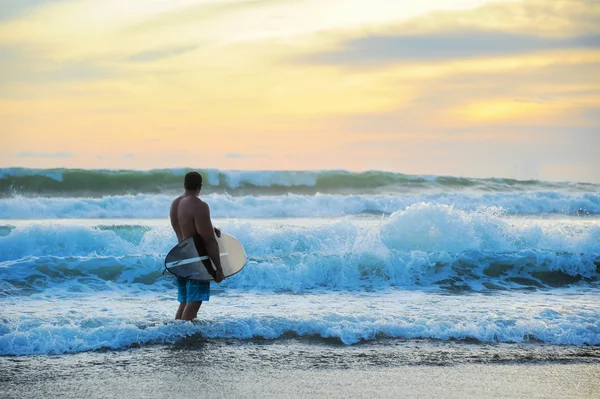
[3,339,599,398]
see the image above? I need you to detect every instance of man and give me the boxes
[170,171,225,320]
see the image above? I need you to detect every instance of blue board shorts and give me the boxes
[177,278,210,303]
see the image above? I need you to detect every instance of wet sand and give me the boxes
[4,362,599,398]
[2,339,599,398]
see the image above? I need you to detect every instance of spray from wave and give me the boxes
[1,204,598,292]
[1,192,598,219]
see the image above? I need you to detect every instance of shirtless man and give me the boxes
[170,171,225,320]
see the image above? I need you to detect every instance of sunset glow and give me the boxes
[1,0,598,182]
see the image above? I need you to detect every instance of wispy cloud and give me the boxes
[96,153,136,160]
[226,152,265,159]
[0,46,113,88]
[0,0,63,21]
[90,106,133,114]
[17,151,73,159]
[124,0,299,35]
[303,32,600,66]
[125,44,197,62]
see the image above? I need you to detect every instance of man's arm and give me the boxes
[194,202,224,282]
[169,201,183,242]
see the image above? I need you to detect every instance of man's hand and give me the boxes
[214,269,225,283]
[214,227,221,238]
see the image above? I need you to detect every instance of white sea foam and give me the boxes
[1,290,598,355]
[1,205,598,293]
[1,192,599,219]
[2,204,599,260]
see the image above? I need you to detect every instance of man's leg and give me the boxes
[175,302,186,319]
[181,301,202,320]
[176,278,188,319]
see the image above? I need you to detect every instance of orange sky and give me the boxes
[1,0,599,182]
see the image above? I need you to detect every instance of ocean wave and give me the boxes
[1,168,597,197]
[1,204,598,292]
[4,314,598,356]
[1,290,598,355]
[3,250,595,294]
[1,192,599,219]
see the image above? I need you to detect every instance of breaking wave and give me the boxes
[1,290,598,355]
[1,192,599,219]
[1,204,598,293]
[1,167,597,197]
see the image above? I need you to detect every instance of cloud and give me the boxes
[90,106,133,114]
[17,151,73,158]
[0,0,63,21]
[225,152,265,159]
[303,32,600,66]
[294,0,600,68]
[0,45,113,89]
[321,58,600,138]
[96,153,136,160]
[45,64,112,81]
[125,44,197,62]
[125,0,299,35]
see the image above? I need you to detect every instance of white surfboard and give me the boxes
[164,233,247,281]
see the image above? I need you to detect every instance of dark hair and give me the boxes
[184,171,203,190]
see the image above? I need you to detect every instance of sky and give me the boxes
[0,0,599,182]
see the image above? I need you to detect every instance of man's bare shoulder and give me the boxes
[171,194,185,205]
[174,195,207,211]
[194,198,210,214]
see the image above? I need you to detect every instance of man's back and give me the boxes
[170,191,224,283]
[170,194,205,243]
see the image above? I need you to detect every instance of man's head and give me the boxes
[184,171,203,193]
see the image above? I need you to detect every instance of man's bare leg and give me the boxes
[175,302,187,320]
[181,301,202,320]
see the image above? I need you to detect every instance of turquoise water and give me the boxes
[0,170,598,355]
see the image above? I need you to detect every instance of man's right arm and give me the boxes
[194,202,224,282]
